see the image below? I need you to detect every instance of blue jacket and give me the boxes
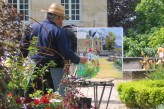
[20,19,80,67]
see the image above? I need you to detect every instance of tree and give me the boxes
[148,27,164,48]
[107,0,140,34]
[124,34,156,57]
[135,0,164,33]
[123,0,164,57]
[105,32,115,50]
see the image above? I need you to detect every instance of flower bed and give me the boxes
[76,58,99,78]
[7,90,63,109]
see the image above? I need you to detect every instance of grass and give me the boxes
[93,57,122,79]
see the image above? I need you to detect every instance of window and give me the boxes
[8,0,29,21]
[61,0,80,21]
[95,41,97,45]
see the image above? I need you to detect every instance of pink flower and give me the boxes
[7,93,12,97]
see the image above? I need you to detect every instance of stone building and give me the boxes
[7,0,107,27]
[77,38,103,52]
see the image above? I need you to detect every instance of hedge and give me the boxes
[117,80,164,109]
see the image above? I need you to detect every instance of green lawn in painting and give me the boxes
[93,56,122,79]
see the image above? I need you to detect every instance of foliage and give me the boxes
[123,0,164,57]
[117,80,164,108]
[135,0,164,33]
[108,0,163,57]
[123,34,147,57]
[145,65,164,80]
[148,27,164,48]
[105,32,115,50]
[114,59,122,71]
[123,30,157,57]
[107,0,140,34]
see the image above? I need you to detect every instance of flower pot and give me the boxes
[78,97,92,108]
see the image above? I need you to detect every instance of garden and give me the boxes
[116,0,164,108]
[0,0,164,108]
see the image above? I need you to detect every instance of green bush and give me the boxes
[114,60,122,71]
[117,80,164,108]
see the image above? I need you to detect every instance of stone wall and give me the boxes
[80,0,107,27]
[123,57,143,70]
[30,0,59,23]
[123,57,156,79]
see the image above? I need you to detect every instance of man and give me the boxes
[19,3,88,95]
[62,25,78,76]
[62,24,77,53]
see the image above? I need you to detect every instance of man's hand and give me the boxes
[80,57,88,64]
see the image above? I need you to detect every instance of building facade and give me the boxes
[8,0,107,27]
[77,38,103,52]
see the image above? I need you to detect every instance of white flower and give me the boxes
[49,99,62,103]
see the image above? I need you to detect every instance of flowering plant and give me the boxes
[76,56,99,78]
[6,90,64,109]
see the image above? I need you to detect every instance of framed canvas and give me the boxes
[76,27,123,79]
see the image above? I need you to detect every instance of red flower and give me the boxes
[88,48,92,52]
[15,97,21,104]
[84,40,89,44]
[33,99,40,105]
[40,96,50,104]
[7,93,12,97]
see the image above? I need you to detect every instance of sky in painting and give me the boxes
[77,27,123,47]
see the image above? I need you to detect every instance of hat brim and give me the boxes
[41,9,70,19]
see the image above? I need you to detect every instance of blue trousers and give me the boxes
[25,67,65,96]
[50,68,65,95]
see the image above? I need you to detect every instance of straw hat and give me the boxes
[41,3,69,18]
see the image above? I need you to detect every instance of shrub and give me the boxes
[114,59,122,71]
[117,80,164,108]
